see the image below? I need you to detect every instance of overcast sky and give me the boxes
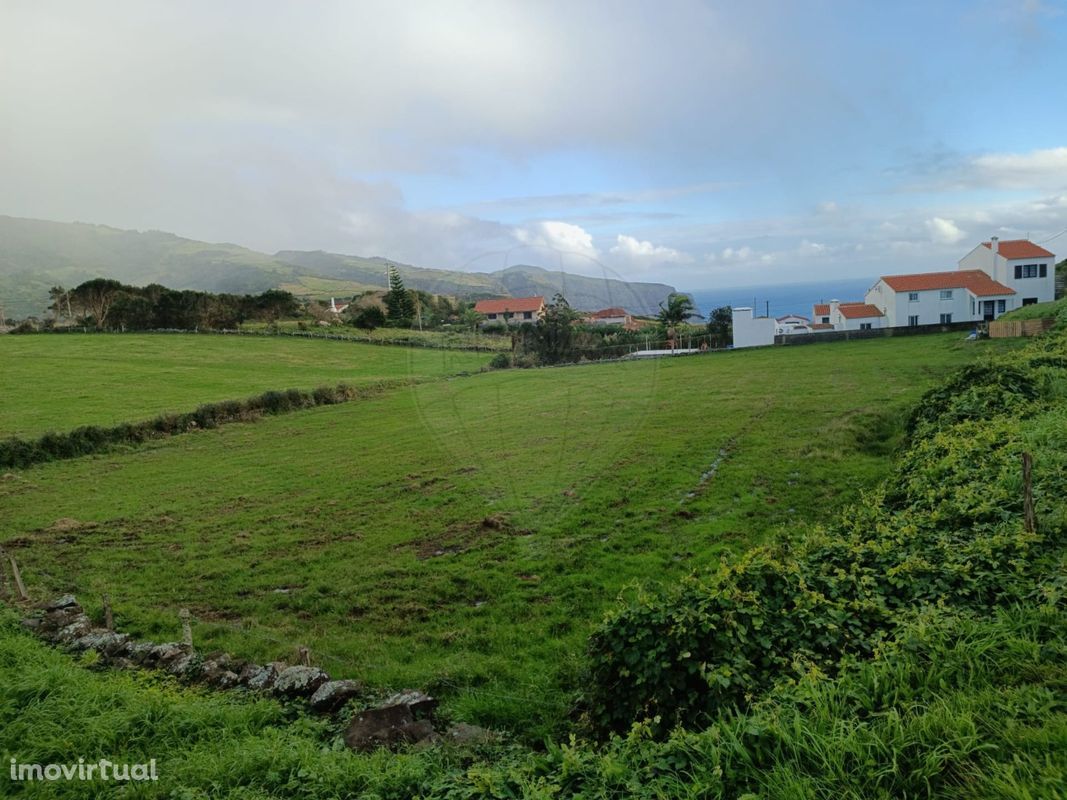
[2,0,1067,290]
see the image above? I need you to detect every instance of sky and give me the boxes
[2,0,1067,291]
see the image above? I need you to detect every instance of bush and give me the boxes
[488,353,511,369]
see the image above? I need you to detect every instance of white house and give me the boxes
[775,314,813,335]
[473,296,546,326]
[865,270,1015,326]
[731,306,777,348]
[810,301,883,331]
[958,237,1056,306]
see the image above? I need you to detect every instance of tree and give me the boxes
[252,289,299,322]
[657,293,697,328]
[460,307,485,332]
[351,306,386,330]
[48,285,70,322]
[383,267,415,326]
[706,305,733,348]
[516,293,580,364]
[70,278,123,329]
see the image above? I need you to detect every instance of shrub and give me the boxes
[488,353,511,370]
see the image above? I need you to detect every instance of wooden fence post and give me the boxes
[298,646,311,667]
[179,608,193,648]
[1022,452,1037,533]
[8,553,29,602]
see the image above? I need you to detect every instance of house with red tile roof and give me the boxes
[473,296,545,326]
[958,238,1056,307]
[860,237,1054,328]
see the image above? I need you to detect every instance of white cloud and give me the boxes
[610,234,690,264]
[970,148,1067,189]
[513,221,598,259]
[924,217,966,244]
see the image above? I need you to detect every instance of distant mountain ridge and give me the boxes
[0,215,677,318]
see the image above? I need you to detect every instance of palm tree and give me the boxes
[657,293,697,328]
[657,293,699,350]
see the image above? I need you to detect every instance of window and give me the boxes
[940,313,952,324]
[939,290,953,300]
[859,323,872,330]
[820,316,830,324]
[1040,264,1048,277]
[1023,297,1038,306]
[1016,264,1040,278]
[908,292,919,302]
[523,311,533,320]
[908,315,919,326]
[997,299,1006,313]
[487,313,497,320]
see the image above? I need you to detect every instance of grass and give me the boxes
[1000,295,1067,321]
[0,333,488,438]
[0,332,1017,739]
[240,321,513,351]
[2,605,1063,799]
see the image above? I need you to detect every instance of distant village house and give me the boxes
[473,296,546,326]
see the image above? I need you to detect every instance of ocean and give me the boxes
[688,277,877,320]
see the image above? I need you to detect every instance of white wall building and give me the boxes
[810,301,883,331]
[859,238,1054,329]
[731,306,776,348]
[774,314,813,335]
[865,271,1015,327]
[958,238,1056,306]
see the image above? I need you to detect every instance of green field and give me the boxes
[0,333,488,438]
[0,332,1014,738]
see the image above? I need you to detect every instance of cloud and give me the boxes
[610,235,691,264]
[513,221,598,259]
[924,217,967,244]
[900,148,1067,193]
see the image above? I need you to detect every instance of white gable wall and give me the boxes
[732,307,776,348]
[959,245,1056,304]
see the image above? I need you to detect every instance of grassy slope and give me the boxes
[0,333,1012,737]
[0,334,487,438]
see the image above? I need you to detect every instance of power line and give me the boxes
[1037,226,1067,245]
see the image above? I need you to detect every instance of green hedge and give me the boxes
[0,381,401,470]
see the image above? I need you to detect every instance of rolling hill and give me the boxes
[0,215,678,318]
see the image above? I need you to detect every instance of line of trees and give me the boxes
[45,279,300,331]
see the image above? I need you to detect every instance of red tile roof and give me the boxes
[591,307,629,318]
[880,270,1015,297]
[813,304,830,316]
[838,303,884,319]
[811,322,834,330]
[474,296,545,314]
[983,239,1055,260]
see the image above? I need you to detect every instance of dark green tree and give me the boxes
[383,266,415,326]
[706,305,733,348]
[351,306,387,330]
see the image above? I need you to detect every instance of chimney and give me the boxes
[990,236,999,256]
[830,299,840,315]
